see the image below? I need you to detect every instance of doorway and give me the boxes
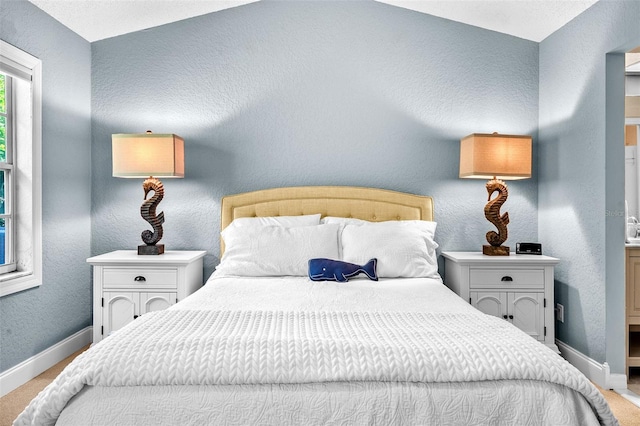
[624,46,640,394]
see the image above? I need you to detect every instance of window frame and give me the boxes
[0,73,16,274]
[0,40,43,297]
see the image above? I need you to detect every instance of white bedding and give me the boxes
[57,381,602,426]
[173,275,475,313]
[15,276,617,425]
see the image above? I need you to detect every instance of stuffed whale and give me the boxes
[308,258,378,282]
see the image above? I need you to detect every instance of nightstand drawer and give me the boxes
[469,269,544,289]
[103,268,178,289]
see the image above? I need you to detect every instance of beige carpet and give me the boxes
[596,385,640,426]
[1,346,639,425]
[0,345,90,426]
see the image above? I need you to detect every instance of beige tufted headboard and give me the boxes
[220,186,434,254]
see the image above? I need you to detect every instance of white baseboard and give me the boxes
[615,388,640,409]
[556,339,627,389]
[0,327,92,397]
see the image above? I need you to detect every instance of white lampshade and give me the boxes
[459,133,531,180]
[112,133,184,178]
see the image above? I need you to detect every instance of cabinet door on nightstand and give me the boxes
[509,292,544,341]
[140,292,176,315]
[103,292,136,337]
[470,291,507,318]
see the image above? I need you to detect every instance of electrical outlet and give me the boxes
[556,303,564,323]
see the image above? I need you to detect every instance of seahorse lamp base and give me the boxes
[138,244,165,255]
[483,245,510,256]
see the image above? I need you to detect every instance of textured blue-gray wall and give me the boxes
[3,0,638,380]
[91,0,540,279]
[0,0,92,372]
[539,0,640,372]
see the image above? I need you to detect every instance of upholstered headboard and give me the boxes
[220,186,434,254]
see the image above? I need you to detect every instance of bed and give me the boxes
[15,186,617,425]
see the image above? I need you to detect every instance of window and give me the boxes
[0,40,42,297]
[0,73,15,274]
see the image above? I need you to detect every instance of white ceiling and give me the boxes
[382,0,598,42]
[27,0,599,43]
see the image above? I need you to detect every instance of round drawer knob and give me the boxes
[501,276,513,282]
[134,276,146,282]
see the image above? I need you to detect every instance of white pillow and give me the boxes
[340,220,439,278]
[321,216,370,225]
[225,214,321,229]
[216,224,340,277]
[320,217,371,257]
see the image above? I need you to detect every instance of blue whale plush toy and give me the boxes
[308,258,378,282]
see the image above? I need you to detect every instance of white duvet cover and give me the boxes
[174,275,475,313]
[15,276,617,425]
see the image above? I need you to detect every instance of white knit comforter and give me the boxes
[15,307,616,425]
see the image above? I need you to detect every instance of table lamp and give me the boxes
[112,131,184,255]
[459,132,531,256]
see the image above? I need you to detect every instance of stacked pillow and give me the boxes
[215,214,439,279]
[322,217,439,278]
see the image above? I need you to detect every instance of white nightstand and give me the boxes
[442,251,559,352]
[87,250,206,343]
